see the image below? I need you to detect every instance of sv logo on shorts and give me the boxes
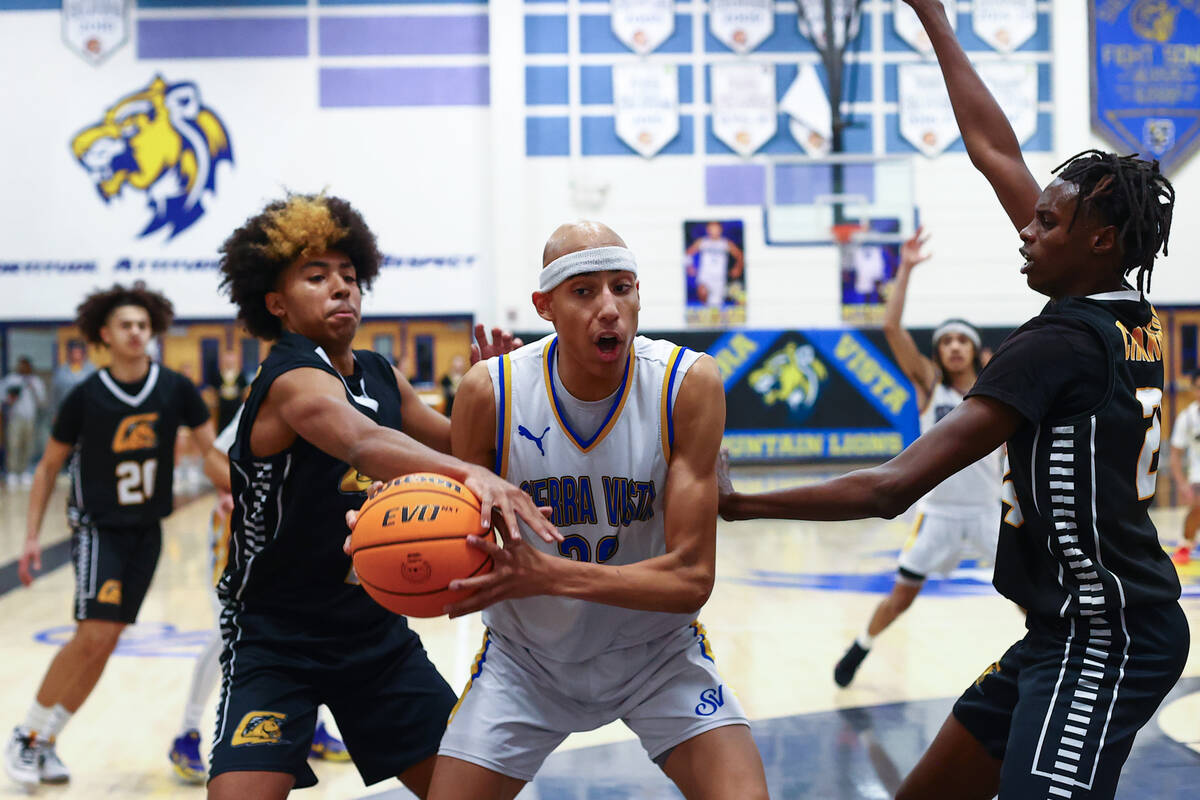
[695,685,725,717]
[231,711,289,746]
[97,579,122,605]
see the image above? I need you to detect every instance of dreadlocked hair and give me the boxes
[1052,150,1174,293]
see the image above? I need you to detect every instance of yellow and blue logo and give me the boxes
[231,711,288,747]
[747,342,828,420]
[70,76,233,238]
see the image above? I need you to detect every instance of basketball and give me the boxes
[348,473,493,618]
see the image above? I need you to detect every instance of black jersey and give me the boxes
[967,290,1180,617]
[51,363,210,528]
[219,333,403,631]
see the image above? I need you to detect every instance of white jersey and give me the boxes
[695,237,730,306]
[483,334,703,662]
[1170,401,1200,481]
[919,382,1002,509]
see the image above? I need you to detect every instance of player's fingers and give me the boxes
[463,533,504,558]
[491,327,503,349]
[342,535,352,555]
[500,501,523,545]
[345,509,358,530]
[470,342,481,365]
[474,322,487,349]
[446,586,503,618]
[512,337,524,349]
[366,481,386,499]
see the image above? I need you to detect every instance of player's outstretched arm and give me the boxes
[720,395,1021,522]
[882,227,937,410]
[904,0,1041,230]
[445,357,724,618]
[19,438,73,586]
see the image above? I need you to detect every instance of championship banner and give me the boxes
[977,62,1039,145]
[711,62,777,157]
[613,63,680,157]
[898,63,961,156]
[781,64,833,156]
[797,0,863,50]
[611,0,675,55]
[710,0,775,54]
[1090,0,1200,176]
[894,0,956,55]
[62,0,129,65]
[972,0,1038,53]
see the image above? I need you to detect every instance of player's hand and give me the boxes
[217,491,234,518]
[445,519,553,617]
[471,324,524,364]
[716,448,738,522]
[462,465,560,544]
[343,481,387,554]
[18,538,41,587]
[898,226,932,272]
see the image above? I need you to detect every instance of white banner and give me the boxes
[796,0,862,51]
[711,62,777,157]
[709,0,775,54]
[62,0,128,65]
[610,0,675,55]
[780,65,832,156]
[898,63,960,157]
[972,0,1037,53]
[976,62,1038,145]
[893,0,956,56]
[613,63,680,157]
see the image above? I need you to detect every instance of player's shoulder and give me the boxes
[503,333,555,367]
[632,335,692,366]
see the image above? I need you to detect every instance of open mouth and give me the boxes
[596,334,621,356]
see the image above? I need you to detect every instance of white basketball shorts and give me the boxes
[897,505,999,581]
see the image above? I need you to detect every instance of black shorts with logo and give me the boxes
[209,607,456,788]
[70,520,162,624]
[953,602,1189,799]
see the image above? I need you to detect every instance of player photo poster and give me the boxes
[840,220,901,326]
[683,220,746,327]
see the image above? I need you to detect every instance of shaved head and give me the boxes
[542,221,627,267]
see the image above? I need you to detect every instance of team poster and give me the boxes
[683,220,746,327]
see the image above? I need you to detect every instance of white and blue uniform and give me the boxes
[695,237,731,307]
[438,335,749,781]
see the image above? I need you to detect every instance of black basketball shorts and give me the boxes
[209,608,456,788]
[953,602,1189,799]
[70,520,162,624]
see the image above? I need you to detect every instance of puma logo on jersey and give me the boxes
[97,579,122,605]
[518,425,550,456]
[231,711,288,746]
[111,413,158,453]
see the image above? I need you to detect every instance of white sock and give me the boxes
[182,632,222,733]
[21,702,53,740]
[856,631,876,650]
[45,705,71,741]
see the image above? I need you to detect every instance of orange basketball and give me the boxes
[349,473,493,618]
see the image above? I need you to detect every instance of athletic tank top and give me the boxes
[483,334,702,661]
[919,382,1002,509]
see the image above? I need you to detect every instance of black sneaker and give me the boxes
[834,641,870,687]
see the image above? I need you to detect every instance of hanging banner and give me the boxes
[894,0,956,55]
[62,0,129,65]
[1091,0,1200,176]
[611,0,675,55]
[977,61,1039,145]
[710,0,775,54]
[898,63,960,157]
[972,0,1038,52]
[797,0,863,50]
[613,62,680,157]
[781,64,833,156]
[711,62,777,157]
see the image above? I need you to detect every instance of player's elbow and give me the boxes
[674,565,714,614]
[868,471,915,520]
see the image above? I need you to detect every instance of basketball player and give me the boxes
[5,284,215,790]
[209,193,553,800]
[1168,371,1200,565]
[686,221,743,307]
[833,227,1001,687]
[422,222,768,799]
[720,2,1184,797]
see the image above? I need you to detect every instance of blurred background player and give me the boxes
[49,340,96,421]
[685,221,743,308]
[1168,371,1200,565]
[426,222,768,800]
[208,350,248,433]
[2,356,47,488]
[5,284,214,791]
[833,227,1001,687]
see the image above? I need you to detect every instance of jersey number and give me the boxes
[116,459,158,505]
[1136,387,1162,501]
[558,534,619,564]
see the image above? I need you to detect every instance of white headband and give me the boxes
[932,321,981,349]
[539,246,638,292]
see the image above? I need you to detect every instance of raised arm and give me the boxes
[445,356,725,617]
[720,394,1021,522]
[905,0,1042,229]
[882,228,937,411]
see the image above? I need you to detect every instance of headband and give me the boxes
[539,246,638,293]
[932,320,981,350]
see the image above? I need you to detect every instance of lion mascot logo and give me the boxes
[70,76,233,238]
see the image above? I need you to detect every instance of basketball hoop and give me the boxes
[830,222,863,246]
[831,222,864,274]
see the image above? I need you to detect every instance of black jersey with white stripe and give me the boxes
[51,364,209,528]
[967,290,1180,617]
[218,333,403,629]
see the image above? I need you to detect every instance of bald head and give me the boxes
[542,221,627,267]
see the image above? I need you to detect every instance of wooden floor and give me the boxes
[1,467,1197,798]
